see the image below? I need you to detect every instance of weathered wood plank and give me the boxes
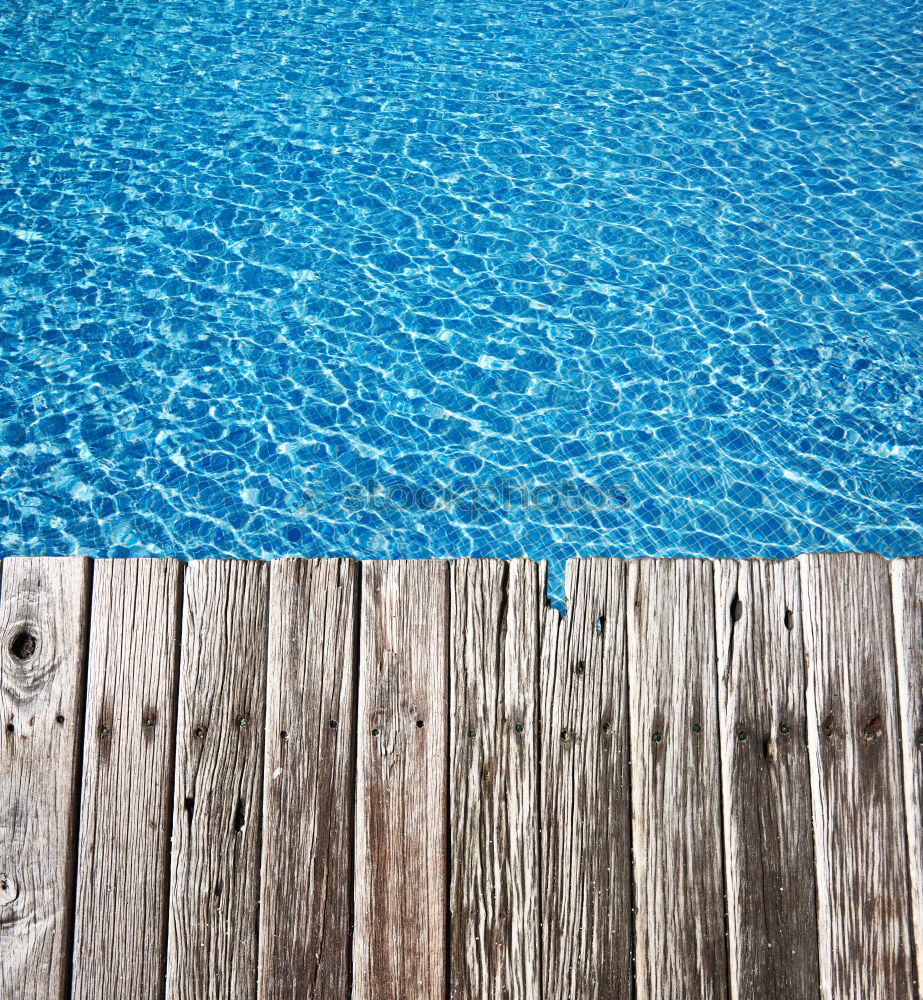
[449,559,543,1000]
[799,552,914,997]
[0,557,92,1000]
[892,557,923,995]
[540,558,633,999]
[714,559,819,999]
[71,559,183,1000]
[259,559,359,999]
[353,560,449,1000]
[627,557,728,1000]
[166,560,269,1000]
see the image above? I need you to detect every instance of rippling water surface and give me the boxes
[1,0,921,588]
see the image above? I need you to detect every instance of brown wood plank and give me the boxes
[713,558,819,999]
[71,559,183,1000]
[892,557,923,993]
[0,557,91,1000]
[353,560,449,1000]
[259,558,359,999]
[166,559,269,1000]
[449,558,542,1000]
[799,552,914,997]
[627,557,728,1000]
[540,558,633,1000]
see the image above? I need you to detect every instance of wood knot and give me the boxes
[863,715,883,741]
[822,714,836,739]
[9,632,36,660]
[0,872,18,905]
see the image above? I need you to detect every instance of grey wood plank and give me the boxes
[714,558,819,1000]
[892,557,923,993]
[0,556,92,1000]
[540,558,633,1000]
[799,552,914,997]
[449,558,543,1000]
[71,559,183,1000]
[353,560,450,1000]
[259,558,359,1000]
[627,557,728,1000]
[166,559,269,1000]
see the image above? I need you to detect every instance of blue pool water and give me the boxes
[1,0,921,591]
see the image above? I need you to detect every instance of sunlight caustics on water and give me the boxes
[1,0,921,592]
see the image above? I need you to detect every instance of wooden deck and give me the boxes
[0,554,920,999]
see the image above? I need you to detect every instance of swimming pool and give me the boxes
[1,0,921,595]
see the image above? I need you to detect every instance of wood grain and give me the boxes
[259,558,359,1000]
[0,556,92,1000]
[71,559,183,1000]
[540,558,633,1000]
[627,557,728,1000]
[449,559,543,1000]
[714,559,819,999]
[890,558,923,995]
[3,552,919,997]
[799,552,914,997]
[353,560,450,1000]
[166,560,269,1000]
